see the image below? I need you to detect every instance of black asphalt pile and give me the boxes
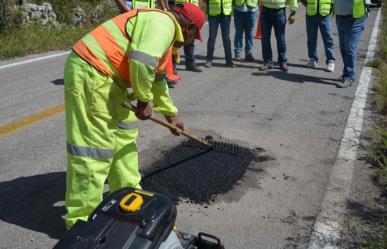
[141,144,269,205]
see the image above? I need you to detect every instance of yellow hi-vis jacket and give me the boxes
[175,0,199,6]
[73,9,184,116]
[260,0,298,12]
[208,0,232,16]
[233,0,259,8]
[132,0,157,9]
[306,0,333,16]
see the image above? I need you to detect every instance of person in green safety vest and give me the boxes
[232,0,259,62]
[63,3,205,229]
[258,0,298,72]
[203,0,235,68]
[300,0,335,72]
[114,0,166,12]
[334,0,370,88]
[172,0,204,73]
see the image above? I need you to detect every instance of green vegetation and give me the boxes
[0,24,93,59]
[0,0,119,59]
[359,2,387,249]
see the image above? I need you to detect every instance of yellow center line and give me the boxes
[0,104,65,137]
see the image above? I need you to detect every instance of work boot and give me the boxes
[226,61,236,68]
[166,78,178,88]
[279,64,289,72]
[186,65,202,72]
[245,54,255,62]
[258,64,272,71]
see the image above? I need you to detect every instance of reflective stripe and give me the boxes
[155,72,166,81]
[67,143,115,159]
[131,51,158,68]
[118,121,137,130]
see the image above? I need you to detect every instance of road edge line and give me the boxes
[307,8,382,249]
[0,51,70,70]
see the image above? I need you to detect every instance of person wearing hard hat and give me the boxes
[258,0,298,72]
[300,0,335,72]
[64,3,206,229]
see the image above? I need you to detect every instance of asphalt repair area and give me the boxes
[141,134,273,205]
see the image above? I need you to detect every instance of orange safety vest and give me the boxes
[73,9,175,88]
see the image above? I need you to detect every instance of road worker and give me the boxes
[204,0,235,68]
[64,3,205,229]
[113,0,168,12]
[334,0,370,88]
[258,0,298,72]
[173,0,203,73]
[300,0,335,72]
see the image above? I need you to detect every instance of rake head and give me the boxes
[186,135,239,155]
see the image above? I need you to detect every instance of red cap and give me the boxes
[173,3,206,41]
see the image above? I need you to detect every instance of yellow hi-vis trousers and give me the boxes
[64,52,141,229]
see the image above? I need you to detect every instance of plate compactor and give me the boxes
[53,187,224,249]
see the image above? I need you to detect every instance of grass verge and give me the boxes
[0,24,94,59]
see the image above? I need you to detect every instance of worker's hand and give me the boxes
[288,14,296,25]
[165,116,184,136]
[135,101,152,120]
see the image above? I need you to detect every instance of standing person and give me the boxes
[175,0,203,72]
[64,3,205,229]
[204,0,235,68]
[258,0,298,72]
[300,0,335,72]
[232,0,259,62]
[114,0,165,12]
[335,0,370,88]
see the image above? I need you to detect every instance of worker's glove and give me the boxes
[135,101,152,120]
[165,116,184,136]
[288,12,296,25]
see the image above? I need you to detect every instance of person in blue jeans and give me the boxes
[258,0,298,72]
[233,0,259,62]
[300,0,335,72]
[204,0,235,68]
[335,0,369,88]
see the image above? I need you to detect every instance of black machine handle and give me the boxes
[197,232,224,249]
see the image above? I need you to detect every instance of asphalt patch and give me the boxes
[141,139,271,205]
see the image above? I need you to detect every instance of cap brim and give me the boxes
[195,30,203,41]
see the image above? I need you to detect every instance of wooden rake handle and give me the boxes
[121,101,213,149]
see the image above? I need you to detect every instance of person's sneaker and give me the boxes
[245,54,255,62]
[279,64,289,72]
[326,60,335,72]
[306,59,318,68]
[234,55,243,62]
[258,64,272,71]
[186,66,202,72]
[204,61,212,68]
[337,79,354,88]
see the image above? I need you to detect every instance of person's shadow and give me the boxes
[0,172,67,239]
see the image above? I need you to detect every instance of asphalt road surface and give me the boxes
[0,7,379,249]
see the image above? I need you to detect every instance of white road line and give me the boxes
[308,8,382,249]
[0,51,70,70]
